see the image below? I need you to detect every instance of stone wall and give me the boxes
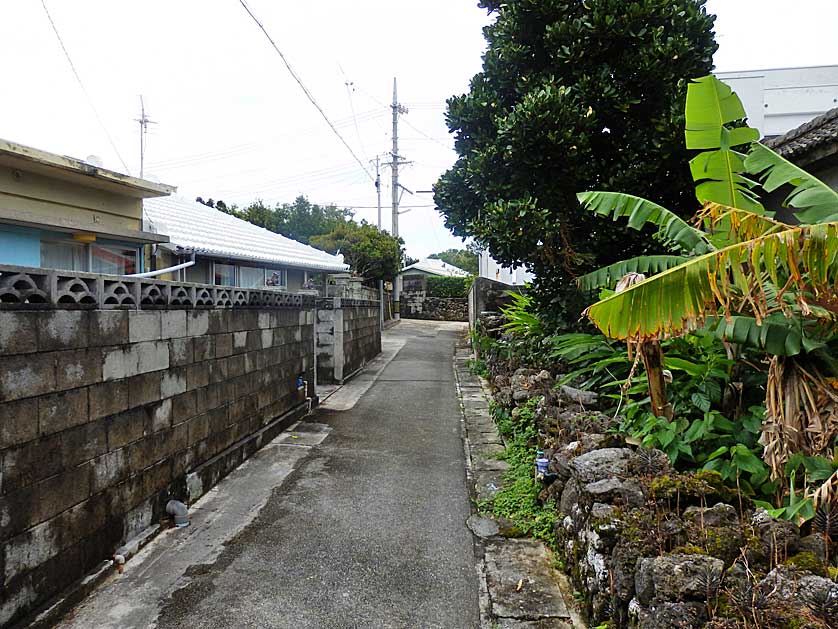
[315,297,381,384]
[0,266,317,627]
[402,292,468,322]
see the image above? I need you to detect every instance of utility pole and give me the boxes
[390,77,407,320]
[135,96,155,178]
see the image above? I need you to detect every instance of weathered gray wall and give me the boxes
[315,298,380,384]
[0,303,315,627]
[468,277,526,329]
[342,302,381,377]
[402,292,468,322]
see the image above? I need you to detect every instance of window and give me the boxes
[239,266,266,288]
[91,245,137,275]
[214,263,236,286]
[41,241,86,272]
[185,260,210,284]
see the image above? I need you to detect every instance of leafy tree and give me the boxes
[310,221,404,281]
[428,248,478,275]
[274,196,353,244]
[433,0,717,326]
[403,255,419,267]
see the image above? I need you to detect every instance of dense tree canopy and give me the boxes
[428,247,479,275]
[310,221,404,281]
[433,0,717,325]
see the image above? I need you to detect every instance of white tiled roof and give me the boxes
[143,196,349,273]
[401,257,470,277]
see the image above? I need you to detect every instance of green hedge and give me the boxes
[426,275,473,298]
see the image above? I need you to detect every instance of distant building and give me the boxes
[399,257,470,293]
[0,138,174,273]
[143,195,348,290]
[716,65,838,139]
[477,250,534,286]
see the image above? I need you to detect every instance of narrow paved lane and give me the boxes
[154,320,479,628]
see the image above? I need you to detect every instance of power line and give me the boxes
[40,0,131,174]
[237,0,374,182]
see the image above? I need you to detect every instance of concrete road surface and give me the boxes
[62,320,479,629]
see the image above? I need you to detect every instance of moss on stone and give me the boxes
[782,551,827,577]
[672,544,706,555]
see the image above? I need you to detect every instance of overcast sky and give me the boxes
[1,1,836,259]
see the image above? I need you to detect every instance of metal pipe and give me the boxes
[126,252,196,278]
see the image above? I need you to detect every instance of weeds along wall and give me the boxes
[0,265,319,627]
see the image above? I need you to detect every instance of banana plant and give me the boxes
[575,74,838,482]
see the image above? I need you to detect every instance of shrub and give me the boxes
[426,275,472,298]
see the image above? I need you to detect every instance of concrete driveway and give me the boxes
[61,320,479,629]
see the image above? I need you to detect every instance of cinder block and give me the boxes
[88,380,129,420]
[133,341,169,375]
[55,349,103,391]
[215,333,233,358]
[232,331,248,354]
[171,390,198,424]
[227,354,245,379]
[169,337,193,367]
[88,311,128,347]
[229,310,257,333]
[0,399,37,449]
[207,310,228,334]
[37,311,89,351]
[106,408,145,450]
[186,362,209,391]
[0,353,56,402]
[187,311,209,337]
[192,336,214,362]
[128,311,162,343]
[195,384,221,414]
[0,312,38,355]
[246,330,262,352]
[128,372,162,409]
[2,434,63,492]
[161,367,187,398]
[161,311,187,339]
[208,358,228,384]
[146,398,173,433]
[260,329,273,348]
[91,448,128,493]
[257,311,271,329]
[38,388,89,437]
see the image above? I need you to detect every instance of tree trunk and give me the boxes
[640,341,673,420]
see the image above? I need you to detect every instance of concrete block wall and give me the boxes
[315,298,380,384]
[402,293,468,322]
[0,307,315,627]
[342,304,381,378]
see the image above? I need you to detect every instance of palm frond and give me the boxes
[697,202,788,244]
[576,255,689,291]
[703,314,825,357]
[577,191,713,254]
[746,142,838,224]
[685,75,764,212]
[584,221,838,342]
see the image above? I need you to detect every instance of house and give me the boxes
[0,138,175,273]
[400,257,470,292]
[477,250,534,286]
[142,195,348,290]
[716,65,838,139]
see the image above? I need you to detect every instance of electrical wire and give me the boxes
[40,0,131,174]
[237,0,374,182]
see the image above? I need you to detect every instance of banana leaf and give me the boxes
[577,191,713,254]
[685,75,763,212]
[577,255,689,291]
[745,142,838,224]
[584,221,838,341]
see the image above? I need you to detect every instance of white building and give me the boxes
[716,65,838,139]
[477,250,534,286]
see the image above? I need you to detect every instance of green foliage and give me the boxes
[426,275,472,298]
[467,357,489,379]
[487,398,557,544]
[434,0,717,326]
[428,248,479,275]
[500,291,543,338]
[310,221,403,281]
